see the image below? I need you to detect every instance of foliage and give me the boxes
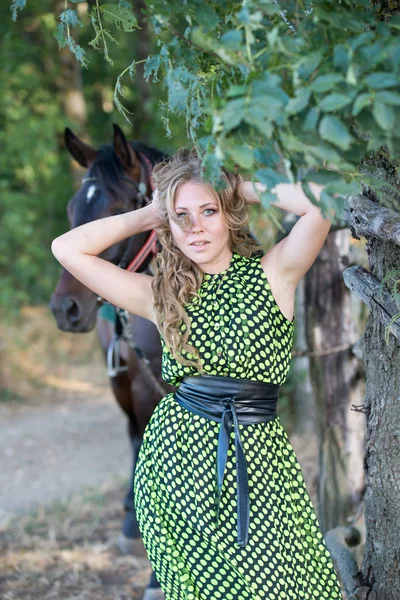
[4,0,400,312]
[1,0,186,312]
[1,3,73,310]
[25,0,400,220]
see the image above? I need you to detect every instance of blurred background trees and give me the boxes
[1,0,188,312]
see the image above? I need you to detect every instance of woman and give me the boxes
[52,147,343,599]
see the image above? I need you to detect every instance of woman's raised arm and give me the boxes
[51,203,163,324]
[238,179,335,286]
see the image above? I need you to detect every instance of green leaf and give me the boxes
[245,112,274,137]
[301,180,317,204]
[144,54,161,81]
[310,73,344,93]
[100,4,138,32]
[318,93,352,112]
[248,94,283,124]
[60,9,83,28]
[226,85,247,98]
[297,51,324,80]
[254,143,281,168]
[345,63,358,86]
[303,170,344,185]
[194,5,220,29]
[303,106,319,131]
[324,181,360,195]
[220,31,243,49]
[372,102,396,131]
[319,116,355,151]
[348,31,375,51]
[365,72,399,89]
[225,144,254,170]
[375,91,400,106]
[333,45,349,72]
[67,37,88,67]
[220,97,246,132]
[352,92,372,116]
[255,168,289,188]
[388,14,400,30]
[236,7,263,26]
[287,88,311,115]
[54,23,67,48]
[260,190,279,210]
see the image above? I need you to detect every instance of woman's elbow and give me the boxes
[51,237,68,262]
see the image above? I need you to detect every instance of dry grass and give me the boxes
[0,306,108,405]
[0,478,152,600]
[0,308,153,598]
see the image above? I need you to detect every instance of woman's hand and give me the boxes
[149,189,164,229]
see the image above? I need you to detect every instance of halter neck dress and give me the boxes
[134,250,343,600]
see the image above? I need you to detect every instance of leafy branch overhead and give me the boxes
[12,0,400,218]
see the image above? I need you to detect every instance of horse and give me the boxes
[49,124,172,599]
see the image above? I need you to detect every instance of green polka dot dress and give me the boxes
[134,251,343,599]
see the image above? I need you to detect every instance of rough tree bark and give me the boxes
[329,192,400,600]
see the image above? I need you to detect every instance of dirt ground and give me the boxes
[0,306,321,600]
[0,307,156,599]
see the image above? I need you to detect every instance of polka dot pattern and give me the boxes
[160,251,295,386]
[133,251,343,599]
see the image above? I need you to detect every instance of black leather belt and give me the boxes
[174,374,280,548]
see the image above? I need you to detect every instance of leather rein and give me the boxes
[84,152,165,397]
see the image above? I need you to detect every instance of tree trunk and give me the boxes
[360,235,400,598]
[305,228,366,535]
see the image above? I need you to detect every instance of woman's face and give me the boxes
[170,181,232,274]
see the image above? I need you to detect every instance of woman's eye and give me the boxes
[175,209,215,218]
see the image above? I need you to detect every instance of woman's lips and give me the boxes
[190,242,210,250]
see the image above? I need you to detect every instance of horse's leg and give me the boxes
[97,313,167,598]
[96,315,144,548]
[128,315,172,599]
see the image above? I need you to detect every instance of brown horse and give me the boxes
[49,124,173,597]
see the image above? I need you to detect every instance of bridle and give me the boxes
[82,151,164,396]
[82,152,158,272]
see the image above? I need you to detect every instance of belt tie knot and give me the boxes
[173,374,280,548]
[216,396,250,547]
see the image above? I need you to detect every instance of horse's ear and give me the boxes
[113,123,138,169]
[64,128,97,168]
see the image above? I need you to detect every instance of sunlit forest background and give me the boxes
[1,0,189,312]
[1,0,282,404]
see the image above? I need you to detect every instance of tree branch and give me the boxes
[343,265,400,341]
[343,194,400,246]
[324,526,372,600]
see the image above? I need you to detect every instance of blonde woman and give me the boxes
[52,147,342,600]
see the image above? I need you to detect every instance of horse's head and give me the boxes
[49,124,165,332]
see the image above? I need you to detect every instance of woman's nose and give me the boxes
[190,215,203,231]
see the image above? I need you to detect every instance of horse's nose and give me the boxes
[49,295,83,329]
[63,296,83,326]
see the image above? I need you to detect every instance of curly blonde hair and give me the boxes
[151,147,262,372]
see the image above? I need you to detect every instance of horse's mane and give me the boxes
[88,141,167,202]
